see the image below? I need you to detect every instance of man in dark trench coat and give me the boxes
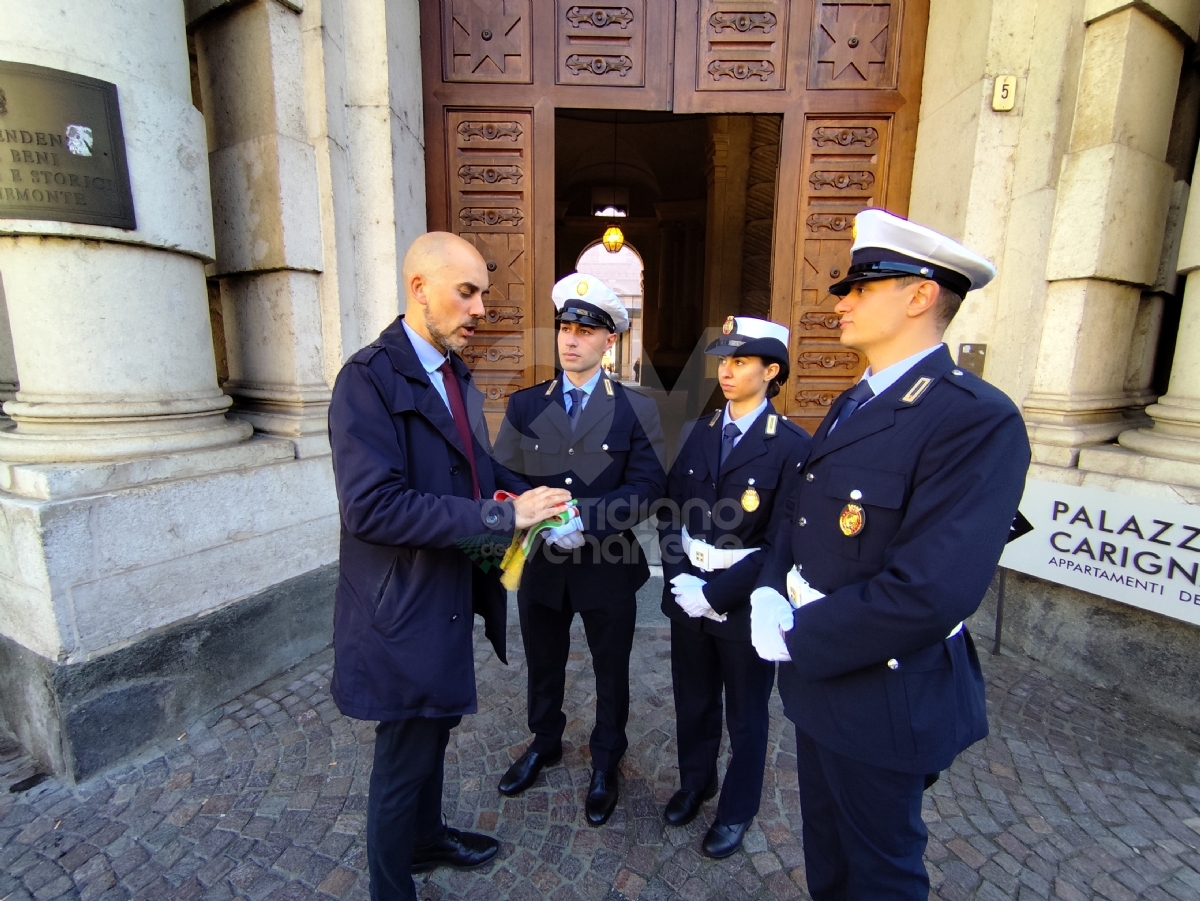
[328,231,570,901]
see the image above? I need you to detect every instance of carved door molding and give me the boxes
[420,0,930,432]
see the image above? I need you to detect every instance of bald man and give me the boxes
[328,232,566,901]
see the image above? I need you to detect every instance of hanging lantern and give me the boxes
[602,225,625,253]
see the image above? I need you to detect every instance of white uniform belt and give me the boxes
[681,526,759,572]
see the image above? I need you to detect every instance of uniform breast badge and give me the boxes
[741,477,760,512]
[839,503,866,536]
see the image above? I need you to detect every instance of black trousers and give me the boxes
[795,726,931,901]
[670,621,775,824]
[519,588,637,773]
[366,715,461,901]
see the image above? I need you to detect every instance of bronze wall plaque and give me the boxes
[0,60,136,230]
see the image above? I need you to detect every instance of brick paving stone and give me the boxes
[2,607,1200,899]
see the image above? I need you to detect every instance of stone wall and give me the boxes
[0,0,427,780]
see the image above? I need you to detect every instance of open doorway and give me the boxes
[576,242,643,384]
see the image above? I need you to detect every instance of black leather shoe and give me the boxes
[701,819,750,859]
[663,781,719,827]
[585,769,619,826]
[411,827,498,873]
[498,747,562,796]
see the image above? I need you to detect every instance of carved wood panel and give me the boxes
[448,110,534,412]
[696,1,789,92]
[808,1,902,90]
[556,2,647,87]
[442,0,532,83]
[787,116,892,432]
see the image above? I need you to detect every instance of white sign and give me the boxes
[1001,480,1200,627]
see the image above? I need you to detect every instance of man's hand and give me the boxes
[513,486,572,529]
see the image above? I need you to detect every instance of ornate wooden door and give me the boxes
[420,0,929,433]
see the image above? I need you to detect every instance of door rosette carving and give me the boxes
[707,60,775,81]
[566,6,635,28]
[483,306,526,325]
[459,165,523,185]
[799,311,844,330]
[462,345,526,364]
[457,121,523,142]
[565,54,634,76]
[709,12,776,33]
[795,390,838,407]
[812,126,878,148]
[809,171,875,190]
[806,214,857,233]
[460,208,525,227]
[798,351,859,370]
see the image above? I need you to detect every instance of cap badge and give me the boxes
[741,487,760,513]
[839,503,866,537]
[576,279,589,296]
[722,316,736,335]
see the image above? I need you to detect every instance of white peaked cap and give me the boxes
[721,316,788,345]
[830,208,997,296]
[552,272,631,333]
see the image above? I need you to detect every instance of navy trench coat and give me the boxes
[328,317,523,722]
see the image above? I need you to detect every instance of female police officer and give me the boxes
[658,316,811,858]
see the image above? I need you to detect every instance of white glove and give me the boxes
[545,514,585,549]
[670,574,727,622]
[786,566,826,607]
[750,587,794,661]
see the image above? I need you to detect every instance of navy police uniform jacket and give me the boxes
[494,373,666,610]
[660,404,810,641]
[328,318,524,722]
[758,346,1031,774]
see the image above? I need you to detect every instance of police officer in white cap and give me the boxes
[750,209,1031,899]
[658,316,811,858]
[493,272,666,826]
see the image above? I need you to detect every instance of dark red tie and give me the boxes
[438,359,480,499]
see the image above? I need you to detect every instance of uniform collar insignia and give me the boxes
[544,378,558,396]
[604,377,614,396]
[709,410,721,427]
[765,414,778,436]
[900,376,934,404]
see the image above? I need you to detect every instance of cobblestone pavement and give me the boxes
[3,610,1200,901]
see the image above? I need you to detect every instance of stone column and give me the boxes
[0,3,250,463]
[1119,145,1200,464]
[191,0,331,456]
[1021,2,1192,466]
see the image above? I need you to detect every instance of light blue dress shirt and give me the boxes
[402,319,451,411]
[563,368,604,416]
[721,397,769,448]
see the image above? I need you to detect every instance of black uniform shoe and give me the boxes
[701,819,750,859]
[663,782,719,826]
[585,769,619,826]
[498,747,562,796]
[411,827,499,873]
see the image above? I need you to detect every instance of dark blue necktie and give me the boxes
[720,422,740,468]
[567,388,584,429]
[834,380,875,430]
